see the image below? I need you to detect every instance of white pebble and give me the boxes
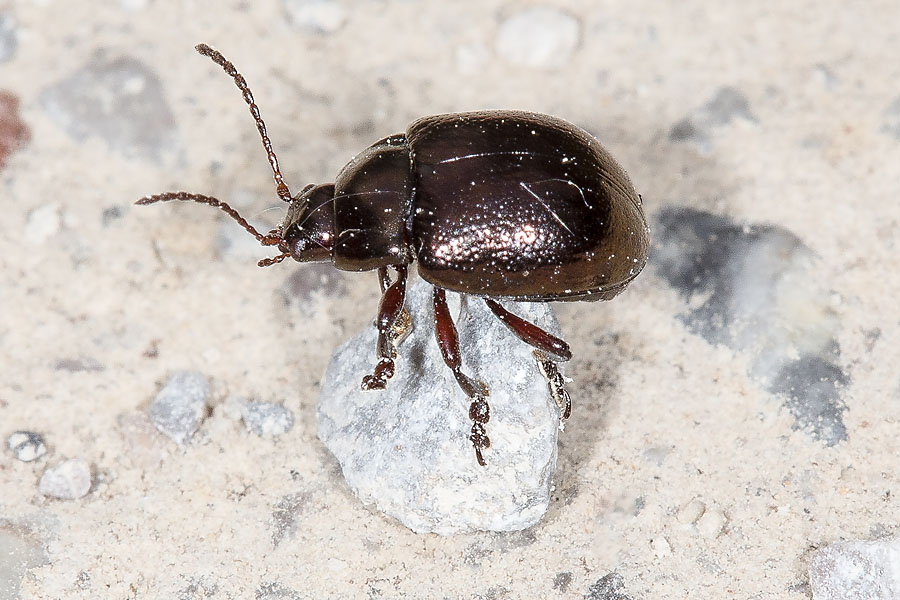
[7,431,47,462]
[651,536,672,558]
[284,0,347,33]
[148,371,210,445]
[242,401,294,436]
[696,506,727,538]
[317,278,564,534]
[39,458,91,500]
[676,499,706,525]
[495,7,580,69]
[25,204,61,244]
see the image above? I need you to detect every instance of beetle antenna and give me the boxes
[258,252,290,267]
[136,192,282,246]
[194,43,293,204]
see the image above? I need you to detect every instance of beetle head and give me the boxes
[278,183,335,264]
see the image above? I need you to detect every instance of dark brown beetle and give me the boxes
[138,44,650,466]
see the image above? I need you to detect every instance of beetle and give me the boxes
[138,44,650,466]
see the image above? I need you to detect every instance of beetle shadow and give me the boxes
[540,329,624,522]
[542,111,740,514]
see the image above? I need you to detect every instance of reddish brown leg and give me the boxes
[484,298,572,361]
[486,299,573,420]
[433,287,491,466]
[361,265,409,391]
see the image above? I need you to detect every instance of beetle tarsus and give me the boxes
[534,350,572,421]
[468,396,491,466]
[362,266,409,390]
[361,358,395,391]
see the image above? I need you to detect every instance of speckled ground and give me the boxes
[2,2,899,599]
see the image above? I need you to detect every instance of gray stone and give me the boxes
[53,356,105,372]
[118,412,169,469]
[495,6,580,69]
[653,207,848,445]
[6,431,46,462]
[241,401,294,436]
[669,87,757,151]
[808,538,900,599]
[148,371,210,445]
[256,581,303,600]
[40,54,176,160]
[317,276,564,534]
[0,15,16,63]
[553,572,573,593]
[881,97,900,139]
[0,523,48,600]
[38,458,92,500]
[283,0,348,34]
[585,572,631,600]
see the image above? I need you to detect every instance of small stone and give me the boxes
[695,506,727,539]
[317,277,564,534]
[76,570,91,590]
[221,395,246,422]
[256,582,304,600]
[669,87,756,151]
[651,536,672,558]
[676,498,706,525]
[40,54,175,160]
[552,572,573,593]
[7,431,47,462]
[641,445,671,466]
[24,204,61,244]
[808,538,900,599]
[38,458,92,500]
[283,0,348,34]
[101,206,124,226]
[495,6,580,69]
[53,357,105,372]
[585,572,631,600]
[0,15,16,63]
[880,97,900,139]
[148,371,210,445]
[241,401,294,437]
[118,412,168,469]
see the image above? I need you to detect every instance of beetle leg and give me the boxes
[433,287,491,466]
[362,265,409,391]
[377,266,392,294]
[534,350,572,421]
[484,298,572,361]
[376,266,412,345]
